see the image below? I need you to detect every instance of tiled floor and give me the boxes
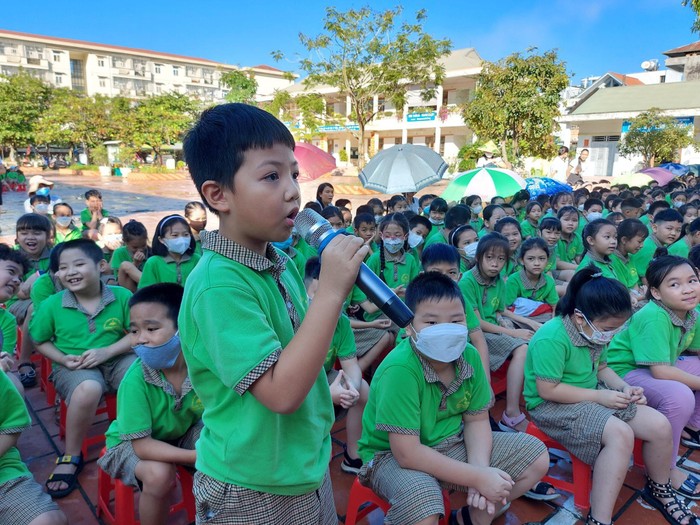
[16,374,691,525]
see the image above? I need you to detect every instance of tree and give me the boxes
[618,108,695,167]
[683,0,700,33]
[263,90,329,141]
[461,48,568,164]
[0,70,52,161]
[277,6,451,166]
[130,93,200,165]
[220,69,258,104]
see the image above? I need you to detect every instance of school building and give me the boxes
[280,48,483,168]
[0,29,293,103]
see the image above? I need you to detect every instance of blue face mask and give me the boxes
[272,236,293,251]
[423,205,431,215]
[133,332,181,369]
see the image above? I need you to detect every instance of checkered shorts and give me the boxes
[192,469,336,525]
[0,475,61,525]
[359,432,545,525]
[483,332,528,371]
[50,353,136,404]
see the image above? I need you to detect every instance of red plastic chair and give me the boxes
[527,422,645,512]
[59,393,117,457]
[345,477,450,525]
[40,355,55,405]
[97,448,196,525]
[490,359,510,396]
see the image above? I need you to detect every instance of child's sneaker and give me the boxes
[341,447,363,475]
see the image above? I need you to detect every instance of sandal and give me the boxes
[524,481,560,501]
[587,512,612,525]
[449,506,473,525]
[46,454,84,499]
[642,476,700,525]
[17,362,37,388]
[673,472,700,500]
[681,427,700,450]
[498,411,528,433]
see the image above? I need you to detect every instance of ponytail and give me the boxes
[557,264,631,320]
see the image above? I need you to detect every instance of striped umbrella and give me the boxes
[359,144,448,194]
[442,167,526,202]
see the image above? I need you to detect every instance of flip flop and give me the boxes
[17,362,37,388]
[524,481,560,501]
[498,411,528,433]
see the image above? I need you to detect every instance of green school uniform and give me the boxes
[505,270,558,307]
[29,285,131,359]
[0,370,32,484]
[576,215,587,238]
[79,208,111,231]
[607,301,700,379]
[0,309,17,354]
[5,248,51,309]
[366,250,420,291]
[557,234,584,264]
[516,208,526,223]
[357,337,491,463]
[502,255,521,277]
[194,239,203,256]
[105,359,204,449]
[178,231,332,495]
[609,251,639,290]
[425,225,444,244]
[458,267,505,324]
[520,220,539,240]
[470,218,484,232]
[55,226,82,244]
[110,246,140,272]
[323,314,356,373]
[668,237,692,259]
[630,235,663,285]
[29,273,60,309]
[640,214,651,226]
[576,252,618,280]
[524,316,608,411]
[544,247,558,274]
[295,237,318,260]
[477,228,492,239]
[137,253,201,289]
[423,230,448,249]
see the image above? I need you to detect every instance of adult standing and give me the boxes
[316,182,335,209]
[549,146,571,183]
[568,149,591,186]
[476,140,511,169]
[24,175,62,214]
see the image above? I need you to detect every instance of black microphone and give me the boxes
[294,209,414,328]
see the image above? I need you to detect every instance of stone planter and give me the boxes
[98,166,111,177]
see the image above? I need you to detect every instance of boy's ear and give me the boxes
[98,259,108,273]
[200,181,232,214]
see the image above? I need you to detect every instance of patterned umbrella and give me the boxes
[294,142,337,182]
[442,167,526,202]
[525,177,572,198]
[359,144,448,194]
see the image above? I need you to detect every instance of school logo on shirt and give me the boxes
[455,389,473,411]
[103,318,123,332]
[191,395,204,413]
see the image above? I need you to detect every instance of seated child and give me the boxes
[52,203,81,244]
[524,266,694,525]
[679,203,699,226]
[556,206,583,270]
[478,204,506,238]
[184,201,207,256]
[29,194,51,216]
[80,189,110,233]
[520,201,543,240]
[113,220,151,292]
[353,213,378,256]
[408,214,432,254]
[97,216,124,265]
[98,283,203,525]
[494,217,522,276]
[272,227,307,277]
[304,258,369,475]
[669,216,700,259]
[577,219,619,280]
[631,209,683,286]
[449,224,478,272]
[538,217,569,295]
[423,205,470,249]
[358,272,549,525]
[0,369,68,525]
[611,219,648,304]
[30,245,66,312]
[29,239,136,498]
[463,194,484,231]
[0,244,29,394]
[424,197,449,242]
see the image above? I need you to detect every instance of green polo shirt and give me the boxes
[557,234,584,264]
[630,235,662,285]
[470,218,484,231]
[137,253,201,289]
[110,246,144,272]
[459,268,505,324]
[640,214,651,226]
[5,248,51,309]
[357,337,492,463]
[295,238,318,260]
[105,359,204,449]
[477,228,492,239]
[55,226,82,244]
[576,215,588,237]
[29,273,60,309]
[607,301,700,378]
[0,370,32,484]
[669,237,692,259]
[423,230,448,249]
[79,208,111,230]
[520,220,539,240]
[29,285,131,358]
[576,253,618,280]
[179,231,332,495]
[502,255,521,277]
[609,251,639,290]
[505,271,558,307]
[524,316,608,411]
[194,239,203,256]
[544,248,558,273]
[323,314,356,373]
[0,309,17,354]
[366,250,420,291]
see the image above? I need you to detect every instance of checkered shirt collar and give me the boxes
[653,299,698,332]
[519,269,545,291]
[650,234,662,248]
[585,250,610,264]
[61,282,115,313]
[410,338,473,394]
[163,253,193,264]
[562,314,600,349]
[201,230,287,277]
[141,360,193,411]
[470,266,495,286]
[613,249,629,264]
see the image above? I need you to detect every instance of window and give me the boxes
[155,64,162,74]
[55,74,63,85]
[173,66,179,76]
[53,52,61,62]
[99,77,107,88]
[155,83,163,94]
[98,57,105,67]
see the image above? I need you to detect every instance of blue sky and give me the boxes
[1,0,697,84]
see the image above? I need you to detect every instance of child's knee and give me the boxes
[513,344,528,359]
[605,419,635,450]
[138,461,176,497]
[29,510,68,525]
[70,380,103,405]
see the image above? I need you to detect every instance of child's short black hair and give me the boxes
[152,215,196,257]
[16,213,52,234]
[304,201,323,214]
[557,264,631,321]
[621,198,642,210]
[53,202,74,215]
[60,238,105,264]
[418,194,436,208]
[646,254,698,300]
[304,256,321,283]
[356,204,373,216]
[183,103,295,213]
[428,198,448,213]
[353,213,375,230]
[525,201,542,215]
[335,198,351,209]
[409,214,431,232]
[30,194,50,205]
[648,200,670,216]
[511,189,531,204]
[607,211,624,224]
[494,216,521,234]
[320,206,343,224]
[583,198,604,211]
[405,271,465,313]
[421,243,461,269]
[519,237,549,259]
[557,206,579,220]
[129,283,184,327]
[617,218,648,242]
[0,243,29,275]
[122,220,149,243]
[653,209,683,225]
[476,232,510,261]
[47,244,65,274]
[184,201,207,219]
[538,217,562,232]
[449,224,477,246]
[536,194,550,207]
[689,244,700,269]
[444,205,471,230]
[84,189,102,200]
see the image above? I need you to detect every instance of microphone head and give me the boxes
[294,209,333,251]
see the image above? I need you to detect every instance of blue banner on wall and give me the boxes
[621,116,694,133]
[406,112,437,122]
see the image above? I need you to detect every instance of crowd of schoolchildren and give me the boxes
[3,102,700,525]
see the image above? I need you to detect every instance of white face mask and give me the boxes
[587,211,603,221]
[383,238,404,254]
[34,203,50,214]
[429,217,444,226]
[408,231,424,249]
[163,237,190,255]
[464,241,479,258]
[472,205,483,215]
[575,309,625,345]
[411,323,469,363]
[55,216,72,228]
[577,204,585,211]
[674,201,685,208]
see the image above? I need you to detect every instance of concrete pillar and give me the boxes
[434,126,442,155]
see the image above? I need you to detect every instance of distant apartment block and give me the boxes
[0,29,293,102]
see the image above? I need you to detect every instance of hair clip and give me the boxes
[591,272,603,278]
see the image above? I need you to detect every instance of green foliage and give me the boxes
[90,144,109,166]
[176,160,186,169]
[456,143,483,171]
[339,149,348,162]
[0,70,52,156]
[461,48,568,163]
[683,0,700,33]
[263,90,327,140]
[220,69,258,104]
[68,164,100,171]
[618,108,695,167]
[135,164,175,173]
[277,6,451,165]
